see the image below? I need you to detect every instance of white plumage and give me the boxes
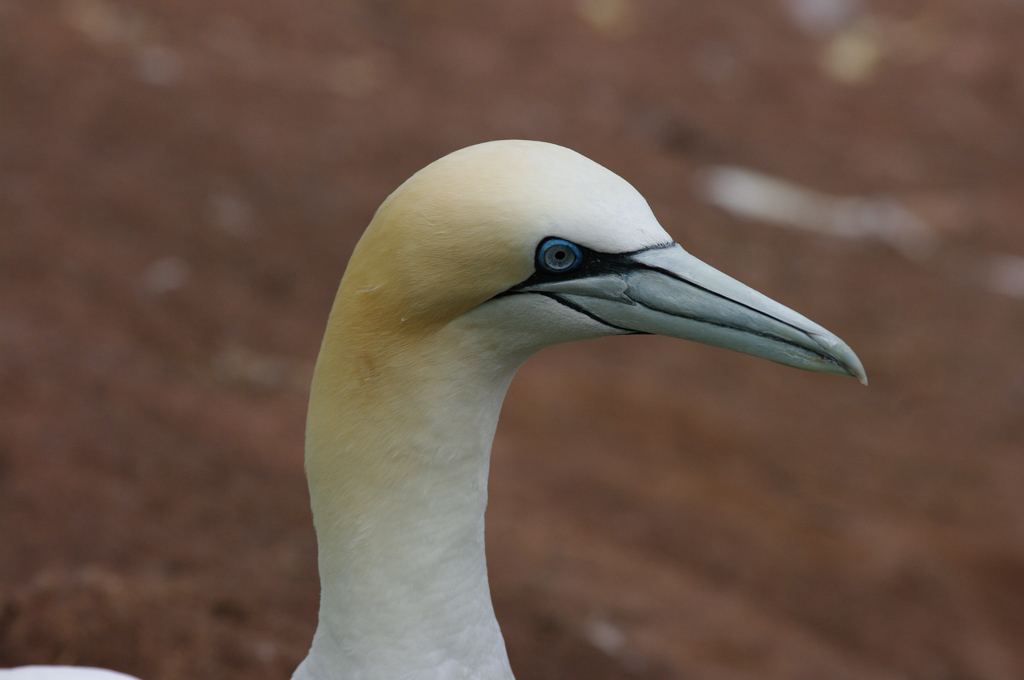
[0,668,139,680]
[4,141,863,680]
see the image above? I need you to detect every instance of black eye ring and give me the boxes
[538,238,582,273]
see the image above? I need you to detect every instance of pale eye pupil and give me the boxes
[545,248,573,269]
[539,239,581,272]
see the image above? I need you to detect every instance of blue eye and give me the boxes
[538,238,582,273]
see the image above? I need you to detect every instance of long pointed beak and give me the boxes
[521,244,867,384]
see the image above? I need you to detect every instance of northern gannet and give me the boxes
[2,140,865,680]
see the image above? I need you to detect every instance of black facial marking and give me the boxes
[538,292,646,334]
[496,239,675,295]
[487,238,840,367]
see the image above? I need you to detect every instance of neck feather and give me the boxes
[294,310,527,680]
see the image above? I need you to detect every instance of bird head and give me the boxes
[328,140,865,383]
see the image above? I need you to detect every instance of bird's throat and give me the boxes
[294,315,523,680]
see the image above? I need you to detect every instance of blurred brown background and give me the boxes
[3,0,1024,678]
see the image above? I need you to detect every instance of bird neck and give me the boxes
[294,312,526,680]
